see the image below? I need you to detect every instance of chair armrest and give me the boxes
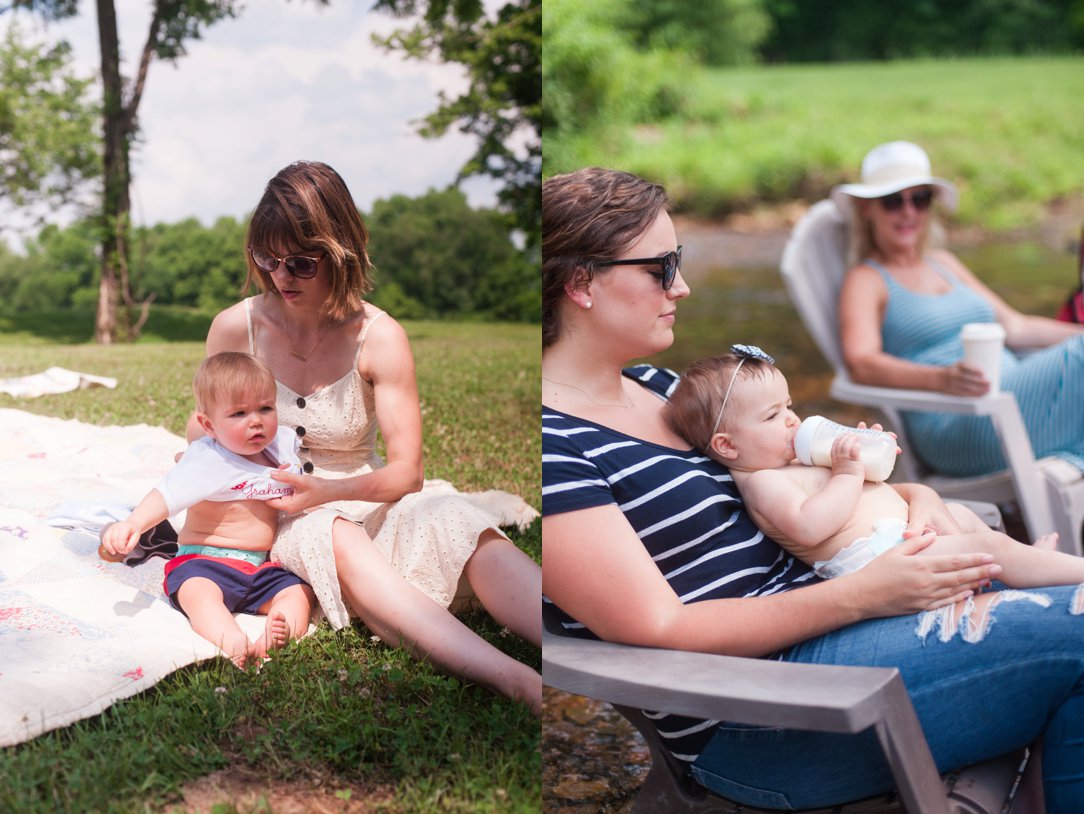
[543,628,953,814]
[831,375,1016,416]
[544,627,899,733]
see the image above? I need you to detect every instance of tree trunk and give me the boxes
[95,0,128,344]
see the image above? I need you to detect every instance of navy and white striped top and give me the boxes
[542,364,818,765]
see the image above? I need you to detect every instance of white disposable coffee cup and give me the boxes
[960,322,1006,394]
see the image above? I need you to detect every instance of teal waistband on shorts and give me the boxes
[176,544,269,566]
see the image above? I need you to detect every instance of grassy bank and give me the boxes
[545,56,1084,233]
[0,310,541,813]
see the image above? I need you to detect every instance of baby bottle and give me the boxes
[792,415,897,483]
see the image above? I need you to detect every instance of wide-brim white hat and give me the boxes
[830,140,958,213]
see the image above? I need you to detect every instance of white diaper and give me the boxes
[813,517,908,579]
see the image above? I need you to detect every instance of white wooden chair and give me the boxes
[779,198,1084,556]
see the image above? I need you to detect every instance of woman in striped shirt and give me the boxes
[542,166,1084,810]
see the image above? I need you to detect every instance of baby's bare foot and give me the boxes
[251,611,291,660]
[266,610,290,651]
[1033,532,1059,550]
[229,644,258,670]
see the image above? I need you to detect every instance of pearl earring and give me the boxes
[585,301,592,310]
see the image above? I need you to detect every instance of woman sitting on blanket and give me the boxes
[541,166,1084,810]
[193,161,541,714]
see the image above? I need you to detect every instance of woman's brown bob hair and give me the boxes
[542,167,668,348]
[244,161,374,321]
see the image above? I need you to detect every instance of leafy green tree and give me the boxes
[373,0,541,249]
[542,0,699,175]
[760,0,1084,62]
[622,0,771,65]
[135,215,245,312]
[9,219,98,311]
[366,186,536,321]
[0,241,23,310]
[0,20,98,236]
[9,0,256,342]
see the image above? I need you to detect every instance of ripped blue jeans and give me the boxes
[690,584,1084,812]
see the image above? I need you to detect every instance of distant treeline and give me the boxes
[0,187,538,322]
[611,0,1084,66]
[762,0,1084,62]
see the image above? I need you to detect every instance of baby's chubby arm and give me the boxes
[99,489,169,560]
[743,434,866,552]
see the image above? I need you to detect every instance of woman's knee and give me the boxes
[465,530,537,579]
[331,518,377,563]
[915,585,1084,645]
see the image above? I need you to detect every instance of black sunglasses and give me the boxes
[249,246,326,279]
[597,245,682,290]
[878,188,934,212]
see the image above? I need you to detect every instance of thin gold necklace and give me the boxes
[281,299,334,361]
[542,375,635,409]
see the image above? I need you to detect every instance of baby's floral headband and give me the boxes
[707,344,776,439]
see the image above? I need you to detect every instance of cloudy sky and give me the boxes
[6,0,495,243]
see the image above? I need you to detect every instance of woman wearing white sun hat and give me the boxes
[835,140,1084,478]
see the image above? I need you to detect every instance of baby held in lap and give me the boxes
[664,345,1084,587]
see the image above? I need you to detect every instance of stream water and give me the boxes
[541,234,1079,813]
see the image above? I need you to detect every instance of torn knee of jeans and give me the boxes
[1070,584,1084,615]
[915,590,1052,644]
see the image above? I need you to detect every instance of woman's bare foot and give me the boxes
[508,669,543,717]
[1034,532,1059,550]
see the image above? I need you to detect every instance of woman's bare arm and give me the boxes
[839,263,987,395]
[268,314,423,512]
[933,250,1084,349]
[543,504,1000,657]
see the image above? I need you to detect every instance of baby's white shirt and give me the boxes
[155,426,302,517]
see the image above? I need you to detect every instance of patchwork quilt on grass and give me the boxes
[0,407,539,747]
[0,408,265,747]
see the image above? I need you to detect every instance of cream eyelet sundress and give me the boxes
[244,297,518,627]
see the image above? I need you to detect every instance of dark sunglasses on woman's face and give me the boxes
[249,246,325,279]
[597,245,682,290]
[878,187,934,212]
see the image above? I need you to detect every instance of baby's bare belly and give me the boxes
[840,484,910,542]
[784,466,910,562]
[179,501,277,551]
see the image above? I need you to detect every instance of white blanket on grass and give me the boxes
[0,407,539,747]
[0,409,266,748]
[0,367,117,398]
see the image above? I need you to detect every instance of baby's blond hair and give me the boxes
[192,352,276,414]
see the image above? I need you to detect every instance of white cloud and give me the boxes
[4,0,497,246]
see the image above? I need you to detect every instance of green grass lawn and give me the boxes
[0,309,541,814]
[546,56,1084,234]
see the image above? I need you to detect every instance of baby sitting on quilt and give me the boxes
[100,352,314,667]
